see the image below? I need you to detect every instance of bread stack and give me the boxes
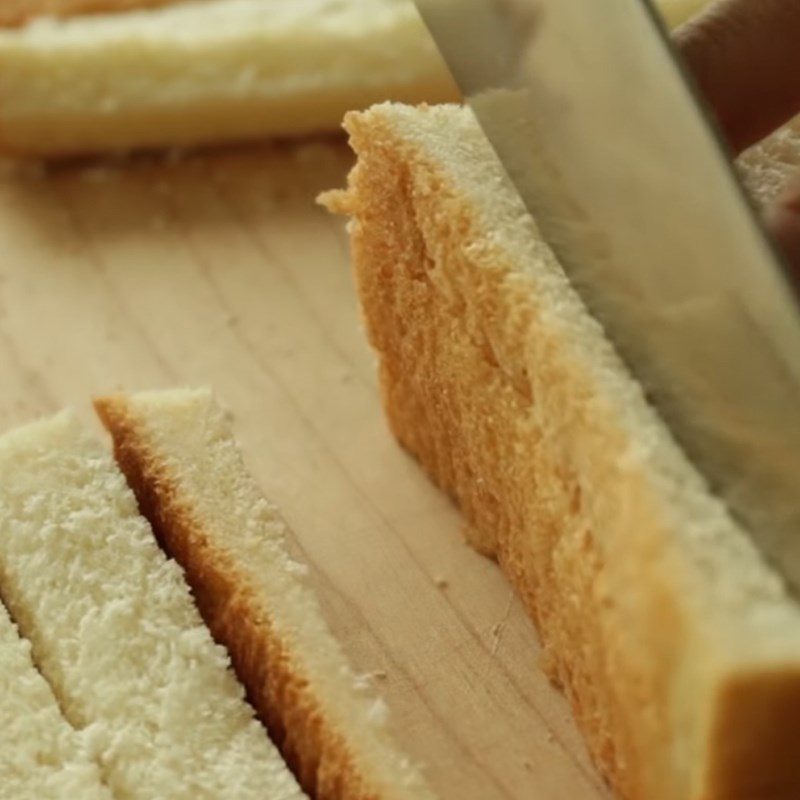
[0,390,433,800]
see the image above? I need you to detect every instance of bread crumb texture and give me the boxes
[0,411,305,800]
[95,387,438,800]
[0,599,111,799]
[0,0,459,157]
[656,0,711,27]
[325,102,800,800]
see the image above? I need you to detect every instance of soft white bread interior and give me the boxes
[323,102,800,800]
[95,388,437,800]
[0,412,306,800]
[0,600,111,800]
[0,0,458,157]
[0,0,187,28]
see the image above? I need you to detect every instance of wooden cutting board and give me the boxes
[0,139,610,800]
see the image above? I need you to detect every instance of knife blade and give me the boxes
[413,0,800,592]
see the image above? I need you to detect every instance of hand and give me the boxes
[675,0,800,270]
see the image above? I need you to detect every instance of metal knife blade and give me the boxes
[414,0,800,592]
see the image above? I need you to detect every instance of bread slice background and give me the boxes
[0,411,306,800]
[324,102,800,800]
[0,0,459,157]
[95,387,438,800]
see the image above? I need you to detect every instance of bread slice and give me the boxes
[0,600,112,799]
[0,412,306,800]
[0,0,185,28]
[739,118,800,208]
[322,102,800,800]
[0,0,458,158]
[94,388,438,800]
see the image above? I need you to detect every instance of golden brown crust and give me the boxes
[0,0,182,27]
[326,107,800,800]
[326,114,641,799]
[94,396,380,800]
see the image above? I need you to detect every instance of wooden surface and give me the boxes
[0,140,610,800]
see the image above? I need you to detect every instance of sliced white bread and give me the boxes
[95,387,438,800]
[322,102,800,800]
[0,0,458,158]
[0,600,111,800]
[0,411,306,800]
[0,0,185,28]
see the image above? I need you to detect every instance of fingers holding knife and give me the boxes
[766,172,800,272]
[673,0,800,270]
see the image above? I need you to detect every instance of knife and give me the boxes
[413,0,800,592]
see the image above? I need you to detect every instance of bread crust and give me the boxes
[325,106,800,800]
[0,77,456,159]
[325,111,640,798]
[0,0,181,27]
[0,5,459,159]
[94,398,382,800]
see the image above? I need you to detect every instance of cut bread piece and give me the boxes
[0,0,458,158]
[0,600,111,800]
[0,0,186,29]
[322,102,800,800]
[0,412,306,800]
[95,388,438,800]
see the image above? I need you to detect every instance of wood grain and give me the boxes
[0,140,610,800]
